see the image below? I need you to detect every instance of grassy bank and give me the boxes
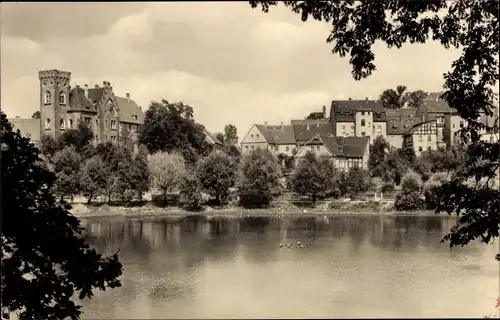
[70,200,440,220]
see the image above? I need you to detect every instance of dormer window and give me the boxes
[45,118,51,129]
[132,115,138,120]
[44,91,52,104]
[111,108,117,116]
[60,119,65,129]
[59,92,66,105]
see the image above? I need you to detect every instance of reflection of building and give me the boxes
[403,120,438,156]
[294,134,370,171]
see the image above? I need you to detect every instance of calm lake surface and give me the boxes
[79,214,499,318]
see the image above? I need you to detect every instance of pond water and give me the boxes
[79,214,498,318]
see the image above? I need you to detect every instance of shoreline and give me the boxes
[70,203,444,220]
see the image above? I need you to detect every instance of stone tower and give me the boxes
[38,69,71,139]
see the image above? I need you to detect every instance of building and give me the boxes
[294,134,370,171]
[293,122,335,146]
[403,120,438,156]
[8,117,41,145]
[37,69,144,148]
[204,130,223,150]
[291,105,329,125]
[240,123,297,156]
[329,99,387,143]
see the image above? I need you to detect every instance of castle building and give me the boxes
[38,69,144,146]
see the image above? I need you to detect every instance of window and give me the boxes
[95,135,99,142]
[26,133,32,138]
[69,119,73,128]
[84,117,91,125]
[111,136,116,142]
[361,111,365,116]
[59,119,65,129]
[428,135,432,142]
[111,120,117,130]
[251,145,254,149]
[105,120,108,127]
[419,135,423,142]
[45,118,51,129]
[377,125,382,134]
[286,146,290,152]
[132,115,138,121]
[110,107,117,116]
[59,92,66,105]
[310,146,315,152]
[453,124,456,129]
[361,132,366,136]
[460,121,464,128]
[419,146,423,152]
[316,146,320,152]
[351,125,354,131]
[361,119,366,126]
[256,134,260,138]
[342,125,346,134]
[275,146,279,151]
[128,124,132,131]
[251,134,254,139]
[44,91,51,104]
[245,146,249,149]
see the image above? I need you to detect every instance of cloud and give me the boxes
[1,2,463,138]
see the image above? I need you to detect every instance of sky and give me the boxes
[1,2,463,138]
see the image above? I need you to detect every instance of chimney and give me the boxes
[84,84,89,98]
[103,81,107,87]
[348,97,353,101]
[306,123,310,131]
[95,84,100,88]
[365,97,368,101]
[322,105,326,118]
[280,121,284,129]
[126,93,130,102]
[316,119,320,127]
[264,121,268,127]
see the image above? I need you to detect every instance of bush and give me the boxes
[423,179,441,210]
[401,170,422,193]
[394,191,424,211]
[381,183,395,193]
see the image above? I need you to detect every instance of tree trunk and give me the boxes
[138,191,143,204]
[312,193,317,203]
[108,192,111,203]
[163,191,168,206]
[87,194,93,204]
[216,193,221,206]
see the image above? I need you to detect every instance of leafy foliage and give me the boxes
[401,170,422,193]
[1,113,122,319]
[368,136,391,178]
[406,90,429,108]
[196,150,238,204]
[79,155,110,204]
[342,166,372,198]
[51,146,82,200]
[379,85,408,109]
[224,124,239,145]
[238,148,282,207]
[248,0,499,256]
[148,152,187,205]
[138,100,212,164]
[31,111,41,119]
[292,152,327,202]
[395,191,424,211]
[57,121,94,153]
[180,172,203,210]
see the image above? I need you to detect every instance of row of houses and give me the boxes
[240,95,499,171]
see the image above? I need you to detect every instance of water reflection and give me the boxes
[79,214,497,319]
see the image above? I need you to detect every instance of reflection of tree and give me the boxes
[239,216,270,233]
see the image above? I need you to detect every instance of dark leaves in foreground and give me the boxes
[1,112,123,319]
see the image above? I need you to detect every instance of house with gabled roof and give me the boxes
[386,117,422,149]
[35,69,144,149]
[293,121,335,145]
[240,122,297,156]
[403,120,438,156]
[329,99,387,143]
[294,134,370,171]
[204,130,223,149]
